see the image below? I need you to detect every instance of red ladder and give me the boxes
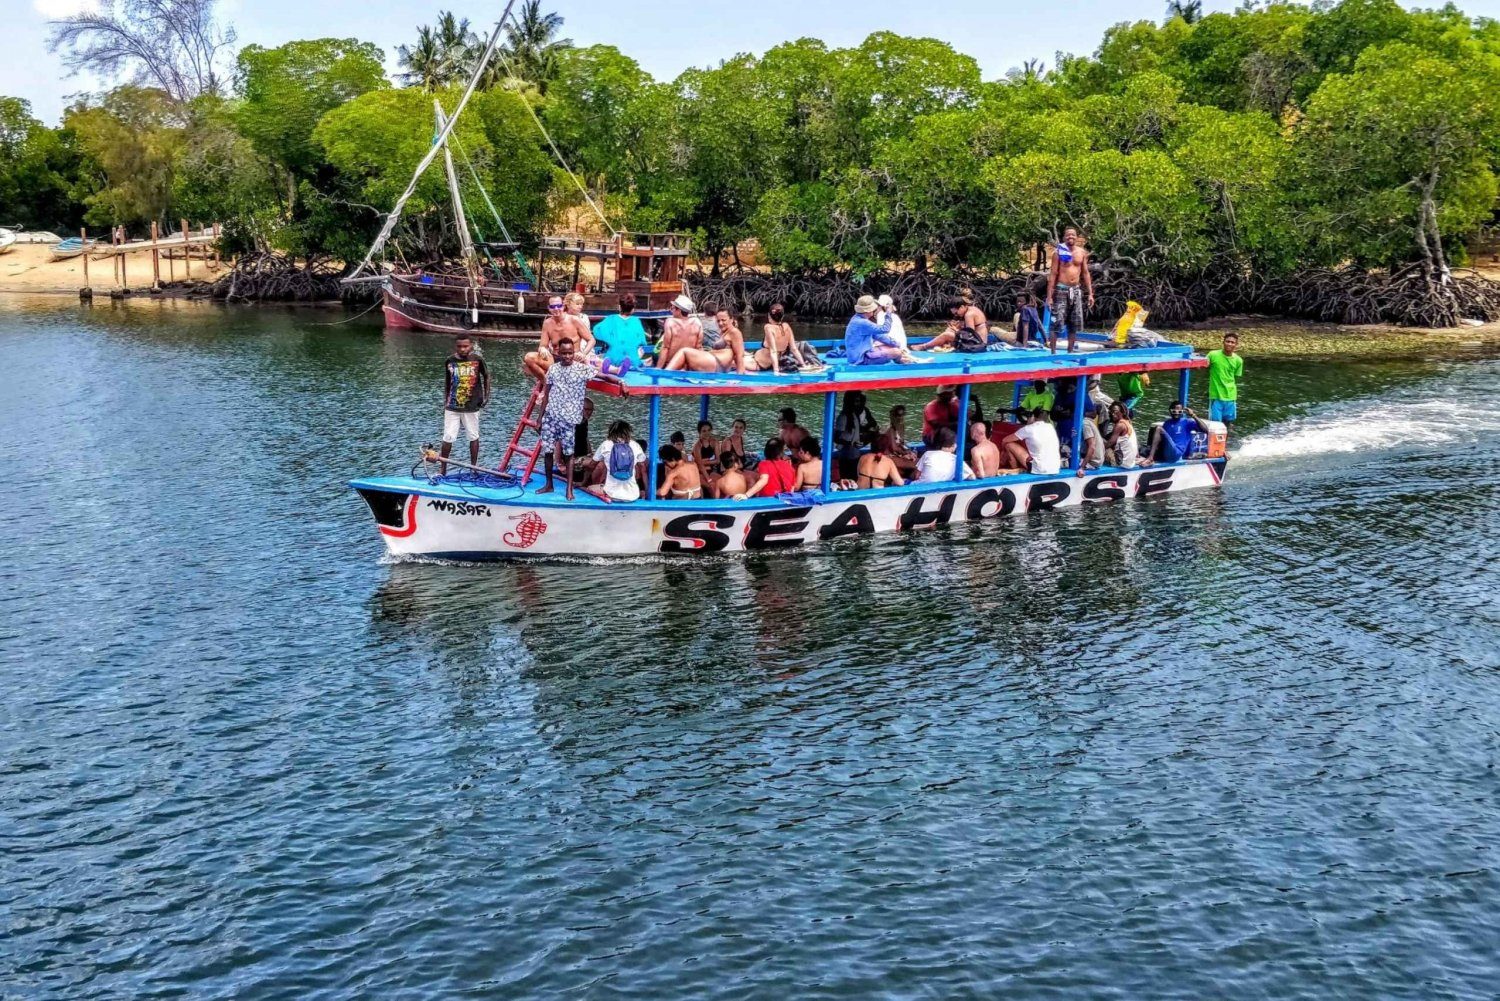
[497,380,547,483]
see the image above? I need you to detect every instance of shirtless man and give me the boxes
[1046,227,1094,353]
[967,421,1001,478]
[716,451,748,499]
[522,296,573,380]
[915,298,990,351]
[653,294,702,368]
[779,407,808,451]
[666,307,748,373]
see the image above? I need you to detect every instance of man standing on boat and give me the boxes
[844,295,912,364]
[1046,227,1094,353]
[439,335,489,475]
[537,339,625,500]
[1206,333,1244,429]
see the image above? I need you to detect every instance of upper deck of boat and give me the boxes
[593,331,1205,397]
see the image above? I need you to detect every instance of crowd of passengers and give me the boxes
[551,379,1215,504]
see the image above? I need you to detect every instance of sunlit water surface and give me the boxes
[2,298,1498,999]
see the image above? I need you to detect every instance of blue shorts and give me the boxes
[1209,399,1237,422]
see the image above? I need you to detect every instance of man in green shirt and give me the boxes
[1206,333,1244,427]
[1019,379,1054,413]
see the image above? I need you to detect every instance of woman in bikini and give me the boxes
[722,418,755,471]
[664,308,747,373]
[748,303,798,373]
[692,420,721,493]
[876,404,919,479]
[857,437,906,490]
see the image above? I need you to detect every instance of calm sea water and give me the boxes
[3,297,1499,999]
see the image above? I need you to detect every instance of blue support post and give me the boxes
[1177,368,1191,407]
[1069,374,1087,471]
[646,394,661,496]
[698,394,710,424]
[953,382,972,480]
[820,390,836,493]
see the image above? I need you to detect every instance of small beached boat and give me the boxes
[0,228,15,254]
[50,237,94,260]
[351,333,1227,560]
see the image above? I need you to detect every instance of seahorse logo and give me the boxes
[503,511,548,548]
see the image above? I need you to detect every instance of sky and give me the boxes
[10,0,1500,124]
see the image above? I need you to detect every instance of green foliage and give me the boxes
[0,97,85,232]
[65,87,184,228]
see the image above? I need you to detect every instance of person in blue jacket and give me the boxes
[1141,400,1210,465]
[844,295,913,365]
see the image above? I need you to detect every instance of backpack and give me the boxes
[956,326,987,353]
[608,440,636,480]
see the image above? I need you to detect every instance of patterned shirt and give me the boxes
[544,361,591,424]
[444,354,488,412]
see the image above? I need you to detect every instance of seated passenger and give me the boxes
[1140,401,1209,466]
[1117,371,1149,415]
[722,417,755,470]
[1019,379,1054,413]
[1105,401,1138,468]
[999,408,1061,475]
[592,294,648,375]
[1014,292,1045,347]
[750,303,824,373]
[778,407,808,451]
[1077,412,1105,473]
[878,405,919,478]
[844,295,913,365]
[738,438,798,500]
[922,385,961,447]
[833,390,879,480]
[692,420,720,482]
[915,298,989,352]
[877,294,908,348]
[656,445,704,499]
[585,420,646,503]
[857,438,906,489]
[717,451,749,499]
[915,427,975,482]
[968,421,1001,478]
[665,307,749,373]
[793,437,826,491]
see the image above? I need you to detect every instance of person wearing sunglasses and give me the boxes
[523,296,574,381]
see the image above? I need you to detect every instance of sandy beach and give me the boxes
[0,243,223,294]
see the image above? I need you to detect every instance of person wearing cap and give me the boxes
[922,385,961,448]
[844,294,911,365]
[1046,227,1094,353]
[876,294,908,349]
[523,295,574,380]
[653,294,702,369]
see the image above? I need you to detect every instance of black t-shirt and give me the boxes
[444,354,488,412]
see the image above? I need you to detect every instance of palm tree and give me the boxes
[1165,0,1203,24]
[499,1,572,94]
[398,11,479,91]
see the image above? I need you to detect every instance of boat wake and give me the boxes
[1232,361,1500,475]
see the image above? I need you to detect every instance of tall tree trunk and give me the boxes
[913,253,927,273]
[1417,166,1457,326]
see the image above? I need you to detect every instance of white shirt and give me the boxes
[592,439,646,501]
[915,448,974,482]
[1015,422,1062,475]
[883,310,908,349]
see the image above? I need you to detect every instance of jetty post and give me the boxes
[80,228,89,287]
[150,221,161,290]
[181,220,191,278]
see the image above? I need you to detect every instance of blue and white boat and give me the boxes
[50,236,94,261]
[352,332,1227,560]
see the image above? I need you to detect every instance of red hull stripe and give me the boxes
[378,494,420,538]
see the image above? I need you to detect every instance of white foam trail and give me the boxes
[1234,363,1500,467]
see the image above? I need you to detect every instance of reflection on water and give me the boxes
[2,298,1499,999]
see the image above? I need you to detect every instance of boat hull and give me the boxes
[353,460,1227,560]
[382,281,672,339]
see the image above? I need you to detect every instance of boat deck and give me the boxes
[601,332,1202,397]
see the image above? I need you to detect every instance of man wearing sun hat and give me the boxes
[653,293,702,368]
[844,294,912,365]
